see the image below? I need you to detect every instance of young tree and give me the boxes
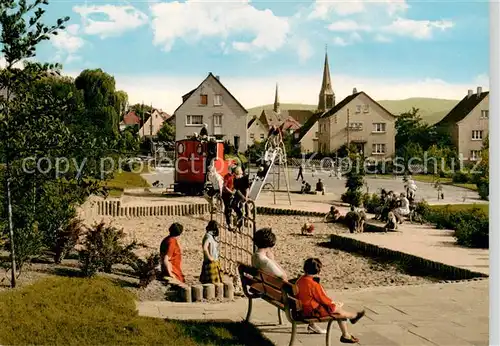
[156,121,175,143]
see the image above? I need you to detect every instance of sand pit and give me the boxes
[88,213,437,291]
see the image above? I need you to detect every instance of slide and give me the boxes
[248,148,278,201]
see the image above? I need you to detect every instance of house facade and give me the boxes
[174,73,248,152]
[247,84,313,145]
[436,87,489,162]
[317,89,396,158]
[120,110,141,131]
[138,109,170,139]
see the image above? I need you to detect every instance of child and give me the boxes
[199,221,222,283]
[296,258,365,343]
[324,206,340,223]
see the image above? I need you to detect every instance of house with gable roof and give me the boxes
[138,108,171,139]
[435,86,489,162]
[173,73,249,151]
[120,110,141,131]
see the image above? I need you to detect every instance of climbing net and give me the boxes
[209,197,256,277]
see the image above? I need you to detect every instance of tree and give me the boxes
[130,103,153,126]
[1,1,112,287]
[156,121,175,143]
[74,68,125,137]
[341,150,365,207]
[475,136,489,200]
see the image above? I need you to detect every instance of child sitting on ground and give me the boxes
[295,258,365,342]
[324,206,340,223]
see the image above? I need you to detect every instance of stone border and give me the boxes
[164,277,235,302]
[329,234,488,280]
[96,200,210,217]
[256,206,326,217]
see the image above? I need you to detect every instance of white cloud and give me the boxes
[383,18,454,39]
[73,5,148,38]
[374,34,392,43]
[333,32,361,46]
[51,24,85,63]
[62,72,487,115]
[149,0,289,53]
[309,0,408,19]
[328,19,371,32]
[296,39,314,63]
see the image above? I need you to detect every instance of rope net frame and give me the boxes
[210,197,256,278]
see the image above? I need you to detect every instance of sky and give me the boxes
[1,0,490,114]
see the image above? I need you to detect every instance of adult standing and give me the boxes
[234,166,250,226]
[296,164,304,181]
[222,166,237,230]
[160,223,185,283]
[199,220,223,284]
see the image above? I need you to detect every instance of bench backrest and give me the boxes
[238,263,302,319]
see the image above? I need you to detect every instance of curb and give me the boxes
[164,277,235,302]
[95,200,210,218]
[329,234,488,281]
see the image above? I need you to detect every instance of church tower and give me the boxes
[273,83,280,114]
[318,47,335,112]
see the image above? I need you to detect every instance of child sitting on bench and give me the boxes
[295,258,365,342]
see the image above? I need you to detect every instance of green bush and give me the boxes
[362,193,381,213]
[454,219,488,248]
[452,171,471,183]
[54,218,84,264]
[128,252,161,288]
[79,222,144,277]
[423,205,489,248]
[414,200,431,218]
[477,179,489,201]
[341,190,363,207]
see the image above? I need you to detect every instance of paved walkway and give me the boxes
[141,169,486,205]
[339,222,489,275]
[137,280,489,346]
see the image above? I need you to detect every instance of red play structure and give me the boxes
[174,138,235,195]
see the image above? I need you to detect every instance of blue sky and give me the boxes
[5,0,490,113]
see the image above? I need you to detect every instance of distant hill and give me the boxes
[247,98,459,125]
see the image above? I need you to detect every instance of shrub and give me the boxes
[455,218,489,248]
[341,190,363,207]
[423,206,489,248]
[79,222,144,277]
[477,179,489,201]
[128,252,161,288]
[362,193,381,213]
[53,218,84,264]
[452,171,470,183]
[414,200,431,218]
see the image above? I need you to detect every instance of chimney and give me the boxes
[467,89,473,98]
[477,86,482,96]
[215,75,220,80]
[352,87,357,94]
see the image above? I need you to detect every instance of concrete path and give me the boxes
[137,280,489,346]
[339,223,489,275]
[141,169,485,205]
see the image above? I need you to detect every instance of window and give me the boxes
[355,105,361,113]
[213,114,222,127]
[315,132,319,137]
[372,123,386,132]
[348,122,363,130]
[363,105,369,113]
[250,133,255,139]
[234,136,240,151]
[372,143,386,154]
[260,134,265,140]
[214,94,222,106]
[200,94,208,105]
[481,110,489,118]
[472,130,483,140]
[470,150,481,161]
[186,115,203,125]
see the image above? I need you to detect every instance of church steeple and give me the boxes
[273,83,280,114]
[318,46,335,112]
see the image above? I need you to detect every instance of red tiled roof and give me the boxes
[122,111,141,125]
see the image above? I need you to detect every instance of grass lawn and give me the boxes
[429,203,489,216]
[0,277,272,346]
[104,165,151,197]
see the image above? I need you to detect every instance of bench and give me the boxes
[238,263,342,346]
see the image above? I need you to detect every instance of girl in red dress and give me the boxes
[296,258,365,343]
